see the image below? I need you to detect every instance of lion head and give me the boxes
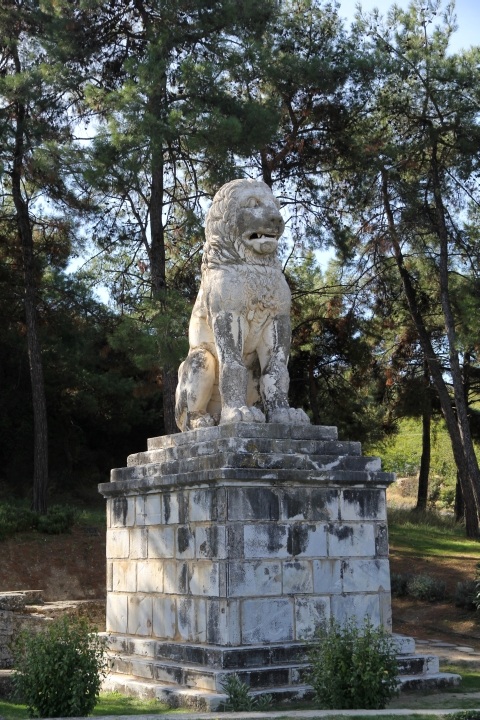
[202,179,285,270]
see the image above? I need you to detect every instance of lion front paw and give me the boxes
[268,407,310,425]
[219,405,266,425]
[185,411,216,431]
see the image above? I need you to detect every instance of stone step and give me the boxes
[0,590,44,611]
[145,423,339,453]
[111,462,393,489]
[145,436,362,460]
[398,672,462,692]
[125,450,380,476]
[107,648,445,694]
[103,667,461,711]
[0,669,13,700]
[148,437,362,458]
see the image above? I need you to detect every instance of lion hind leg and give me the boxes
[175,348,217,431]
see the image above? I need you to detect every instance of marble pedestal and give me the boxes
[98,423,458,709]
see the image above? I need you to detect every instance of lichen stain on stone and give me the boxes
[246,487,279,520]
[287,525,310,556]
[330,524,353,541]
[284,492,305,519]
[266,524,285,553]
[178,563,189,594]
[177,526,191,554]
[344,489,380,518]
[113,497,128,526]
[164,495,171,523]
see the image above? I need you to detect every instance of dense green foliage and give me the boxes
[0,502,76,540]
[1,0,480,532]
[308,618,399,709]
[13,616,108,718]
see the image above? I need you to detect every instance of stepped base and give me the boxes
[102,633,461,710]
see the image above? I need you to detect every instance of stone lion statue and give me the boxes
[175,178,310,432]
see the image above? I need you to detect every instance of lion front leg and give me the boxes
[175,348,217,431]
[213,312,265,425]
[258,316,310,425]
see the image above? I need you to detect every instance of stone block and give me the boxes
[189,488,226,522]
[131,528,148,559]
[327,523,375,557]
[206,599,241,645]
[178,597,207,642]
[107,561,113,592]
[137,561,164,593]
[196,526,227,559]
[226,525,244,558]
[283,560,313,594]
[111,496,135,527]
[241,598,294,643]
[244,524,289,558]
[141,495,162,526]
[228,561,282,597]
[228,487,280,521]
[287,523,327,557]
[153,597,176,639]
[375,524,389,557]
[342,559,390,593]
[163,562,190,595]
[295,596,330,640]
[177,526,195,559]
[331,593,380,626]
[190,562,222,597]
[106,527,130,559]
[128,595,153,636]
[281,488,338,522]
[341,489,386,521]
[148,526,175,559]
[112,560,136,592]
[379,591,392,630]
[162,492,187,524]
[0,612,13,635]
[106,593,128,634]
[312,559,343,594]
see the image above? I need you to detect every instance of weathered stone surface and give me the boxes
[174,179,310,432]
[99,422,457,708]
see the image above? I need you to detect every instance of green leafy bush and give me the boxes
[13,615,108,718]
[221,674,272,712]
[0,501,77,540]
[0,503,38,540]
[390,572,411,597]
[36,504,77,534]
[406,574,446,602]
[455,580,478,610]
[308,618,399,710]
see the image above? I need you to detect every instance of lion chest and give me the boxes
[205,265,290,318]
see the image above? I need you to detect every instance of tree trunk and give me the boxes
[455,473,464,523]
[430,147,480,535]
[416,360,431,511]
[417,413,430,512]
[149,97,178,435]
[381,168,480,536]
[11,84,49,513]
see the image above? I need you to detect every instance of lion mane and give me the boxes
[202,178,283,269]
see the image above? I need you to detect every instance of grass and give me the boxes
[0,692,186,720]
[387,507,480,559]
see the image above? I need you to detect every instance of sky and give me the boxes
[337,0,480,52]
